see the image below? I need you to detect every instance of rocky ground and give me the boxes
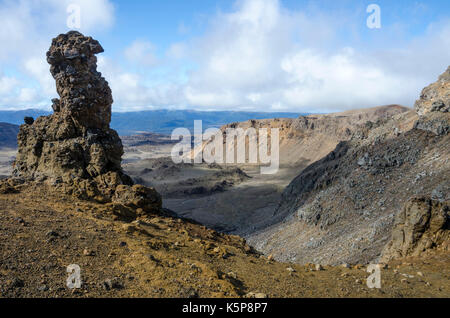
[0,123,18,179]
[0,149,15,179]
[123,157,301,234]
[121,133,178,164]
[1,182,449,298]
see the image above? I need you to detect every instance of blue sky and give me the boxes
[0,0,449,113]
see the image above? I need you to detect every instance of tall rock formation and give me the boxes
[11,31,161,214]
[14,31,124,183]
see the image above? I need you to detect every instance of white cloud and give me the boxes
[124,40,159,67]
[96,0,450,112]
[0,74,41,109]
[0,0,115,62]
[178,0,450,112]
[17,87,39,103]
[279,48,417,112]
[23,57,55,96]
[178,22,190,35]
[166,42,187,60]
[0,75,20,96]
[1,0,449,113]
[97,56,185,111]
[61,0,115,31]
[0,0,115,109]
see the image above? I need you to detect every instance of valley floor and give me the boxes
[0,148,15,178]
[124,157,306,235]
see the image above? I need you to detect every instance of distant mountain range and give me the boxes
[0,109,302,136]
[0,122,19,148]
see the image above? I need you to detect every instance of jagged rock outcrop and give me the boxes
[415,67,450,116]
[414,66,450,135]
[6,31,161,215]
[381,197,449,261]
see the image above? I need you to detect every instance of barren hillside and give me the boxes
[193,104,412,166]
[247,67,450,266]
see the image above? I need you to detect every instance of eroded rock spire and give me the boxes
[11,31,161,215]
[14,31,125,182]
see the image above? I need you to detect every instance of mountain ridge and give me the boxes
[0,122,19,148]
[0,109,303,136]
